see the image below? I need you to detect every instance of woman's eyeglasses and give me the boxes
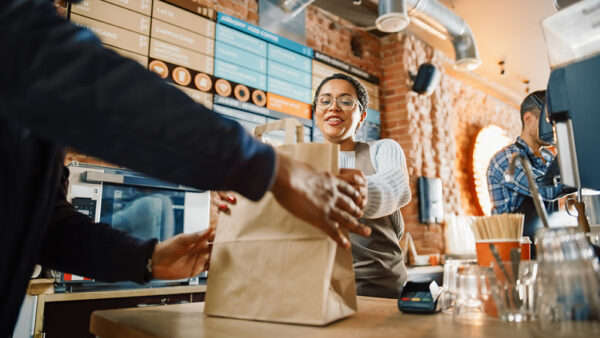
[316,95,363,112]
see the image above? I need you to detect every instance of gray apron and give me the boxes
[349,142,408,298]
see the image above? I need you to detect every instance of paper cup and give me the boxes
[520,236,531,260]
[475,239,526,267]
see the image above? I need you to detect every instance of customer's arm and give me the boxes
[40,198,216,283]
[37,165,213,283]
[0,0,273,200]
[39,194,158,283]
[0,0,370,247]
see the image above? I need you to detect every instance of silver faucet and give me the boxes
[506,154,550,228]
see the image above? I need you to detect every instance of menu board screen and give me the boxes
[69,0,216,105]
[69,1,380,142]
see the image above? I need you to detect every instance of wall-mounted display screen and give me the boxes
[68,0,381,142]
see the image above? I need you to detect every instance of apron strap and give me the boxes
[512,141,559,258]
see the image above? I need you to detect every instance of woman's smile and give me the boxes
[325,115,344,126]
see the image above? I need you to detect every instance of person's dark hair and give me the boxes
[520,90,546,127]
[312,73,369,114]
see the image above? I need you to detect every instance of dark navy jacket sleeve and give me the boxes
[0,0,276,201]
[37,164,156,284]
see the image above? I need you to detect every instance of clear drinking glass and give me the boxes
[441,259,476,314]
[477,267,496,317]
[441,259,461,313]
[453,267,486,325]
[536,228,600,336]
[587,232,600,246]
[490,261,523,322]
[517,260,538,321]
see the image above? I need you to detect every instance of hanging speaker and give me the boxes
[411,63,441,96]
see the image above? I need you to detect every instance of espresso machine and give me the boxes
[541,0,600,231]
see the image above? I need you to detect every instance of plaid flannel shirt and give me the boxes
[487,137,564,214]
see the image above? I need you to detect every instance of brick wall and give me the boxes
[378,34,451,254]
[305,6,381,78]
[377,33,520,254]
[192,0,259,24]
[64,150,119,167]
[447,76,521,217]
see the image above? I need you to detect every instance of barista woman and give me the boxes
[313,73,412,298]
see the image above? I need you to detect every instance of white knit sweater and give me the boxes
[339,139,411,219]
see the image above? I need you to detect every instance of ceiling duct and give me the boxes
[279,0,317,17]
[376,0,410,33]
[554,0,582,10]
[378,0,481,71]
[278,0,481,71]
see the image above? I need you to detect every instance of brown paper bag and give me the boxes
[204,119,357,325]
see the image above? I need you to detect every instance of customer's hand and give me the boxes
[151,228,215,279]
[337,168,368,211]
[270,153,371,250]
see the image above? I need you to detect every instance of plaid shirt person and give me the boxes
[487,137,563,214]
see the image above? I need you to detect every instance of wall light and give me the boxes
[470,125,512,215]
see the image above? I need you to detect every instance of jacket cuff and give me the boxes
[142,238,158,284]
[112,236,158,284]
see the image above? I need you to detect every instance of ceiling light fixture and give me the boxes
[523,79,531,94]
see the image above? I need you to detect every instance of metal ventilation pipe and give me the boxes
[376,0,410,33]
[554,0,582,10]
[279,0,316,18]
[377,0,481,71]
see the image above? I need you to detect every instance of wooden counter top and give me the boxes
[45,285,206,302]
[89,296,563,338]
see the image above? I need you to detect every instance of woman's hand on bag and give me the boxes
[337,168,368,211]
[151,228,215,279]
[211,191,237,214]
[270,153,372,249]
